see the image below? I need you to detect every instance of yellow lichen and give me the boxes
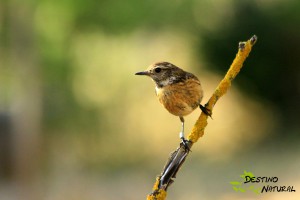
[146,189,167,200]
[147,36,257,200]
[187,36,256,144]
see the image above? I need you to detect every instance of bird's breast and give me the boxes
[155,79,203,116]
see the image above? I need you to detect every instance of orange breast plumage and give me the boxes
[155,78,203,116]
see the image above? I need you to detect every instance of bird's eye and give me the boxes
[155,67,161,73]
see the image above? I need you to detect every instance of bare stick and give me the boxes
[147,35,258,200]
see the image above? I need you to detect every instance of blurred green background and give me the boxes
[0,0,300,199]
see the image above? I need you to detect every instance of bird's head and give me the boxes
[135,62,184,87]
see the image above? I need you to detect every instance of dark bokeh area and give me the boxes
[0,0,299,199]
[200,1,300,132]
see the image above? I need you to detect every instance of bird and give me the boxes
[135,61,211,149]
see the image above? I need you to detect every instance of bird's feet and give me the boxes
[180,135,191,152]
[199,104,212,118]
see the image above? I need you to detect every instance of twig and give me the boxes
[147,35,257,200]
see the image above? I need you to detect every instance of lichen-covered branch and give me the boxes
[188,35,257,143]
[147,35,257,200]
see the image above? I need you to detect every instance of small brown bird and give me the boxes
[135,62,211,147]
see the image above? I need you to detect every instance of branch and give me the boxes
[147,35,258,200]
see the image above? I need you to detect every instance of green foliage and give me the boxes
[73,0,196,33]
[2,0,300,171]
[200,0,300,131]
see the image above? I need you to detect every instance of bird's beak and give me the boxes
[135,71,150,76]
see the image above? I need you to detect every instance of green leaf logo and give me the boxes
[230,170,261,194]
[230,181,241,185]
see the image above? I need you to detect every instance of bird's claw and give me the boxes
[180,137,191,152]
[199,104,212,118]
